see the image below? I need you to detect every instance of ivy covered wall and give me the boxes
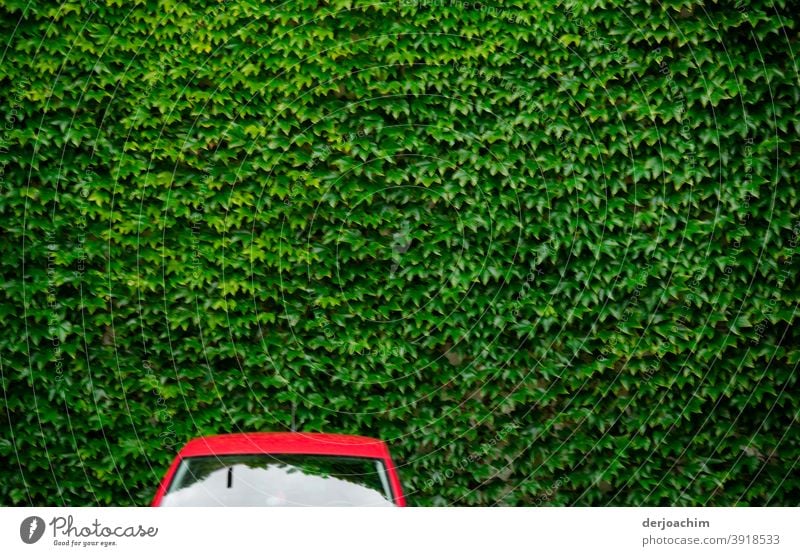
[1,0,798,505]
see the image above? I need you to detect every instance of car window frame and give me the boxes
[163,453,398,506]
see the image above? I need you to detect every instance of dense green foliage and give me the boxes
[1,0,798,506]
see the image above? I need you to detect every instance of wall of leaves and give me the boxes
[1,0,798,505]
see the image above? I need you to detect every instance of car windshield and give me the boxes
[161,454,395,507]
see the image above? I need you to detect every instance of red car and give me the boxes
[152,432,406,507]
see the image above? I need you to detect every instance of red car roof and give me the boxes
[177,432,391,459]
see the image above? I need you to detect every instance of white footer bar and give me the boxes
[2,507,797,555]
